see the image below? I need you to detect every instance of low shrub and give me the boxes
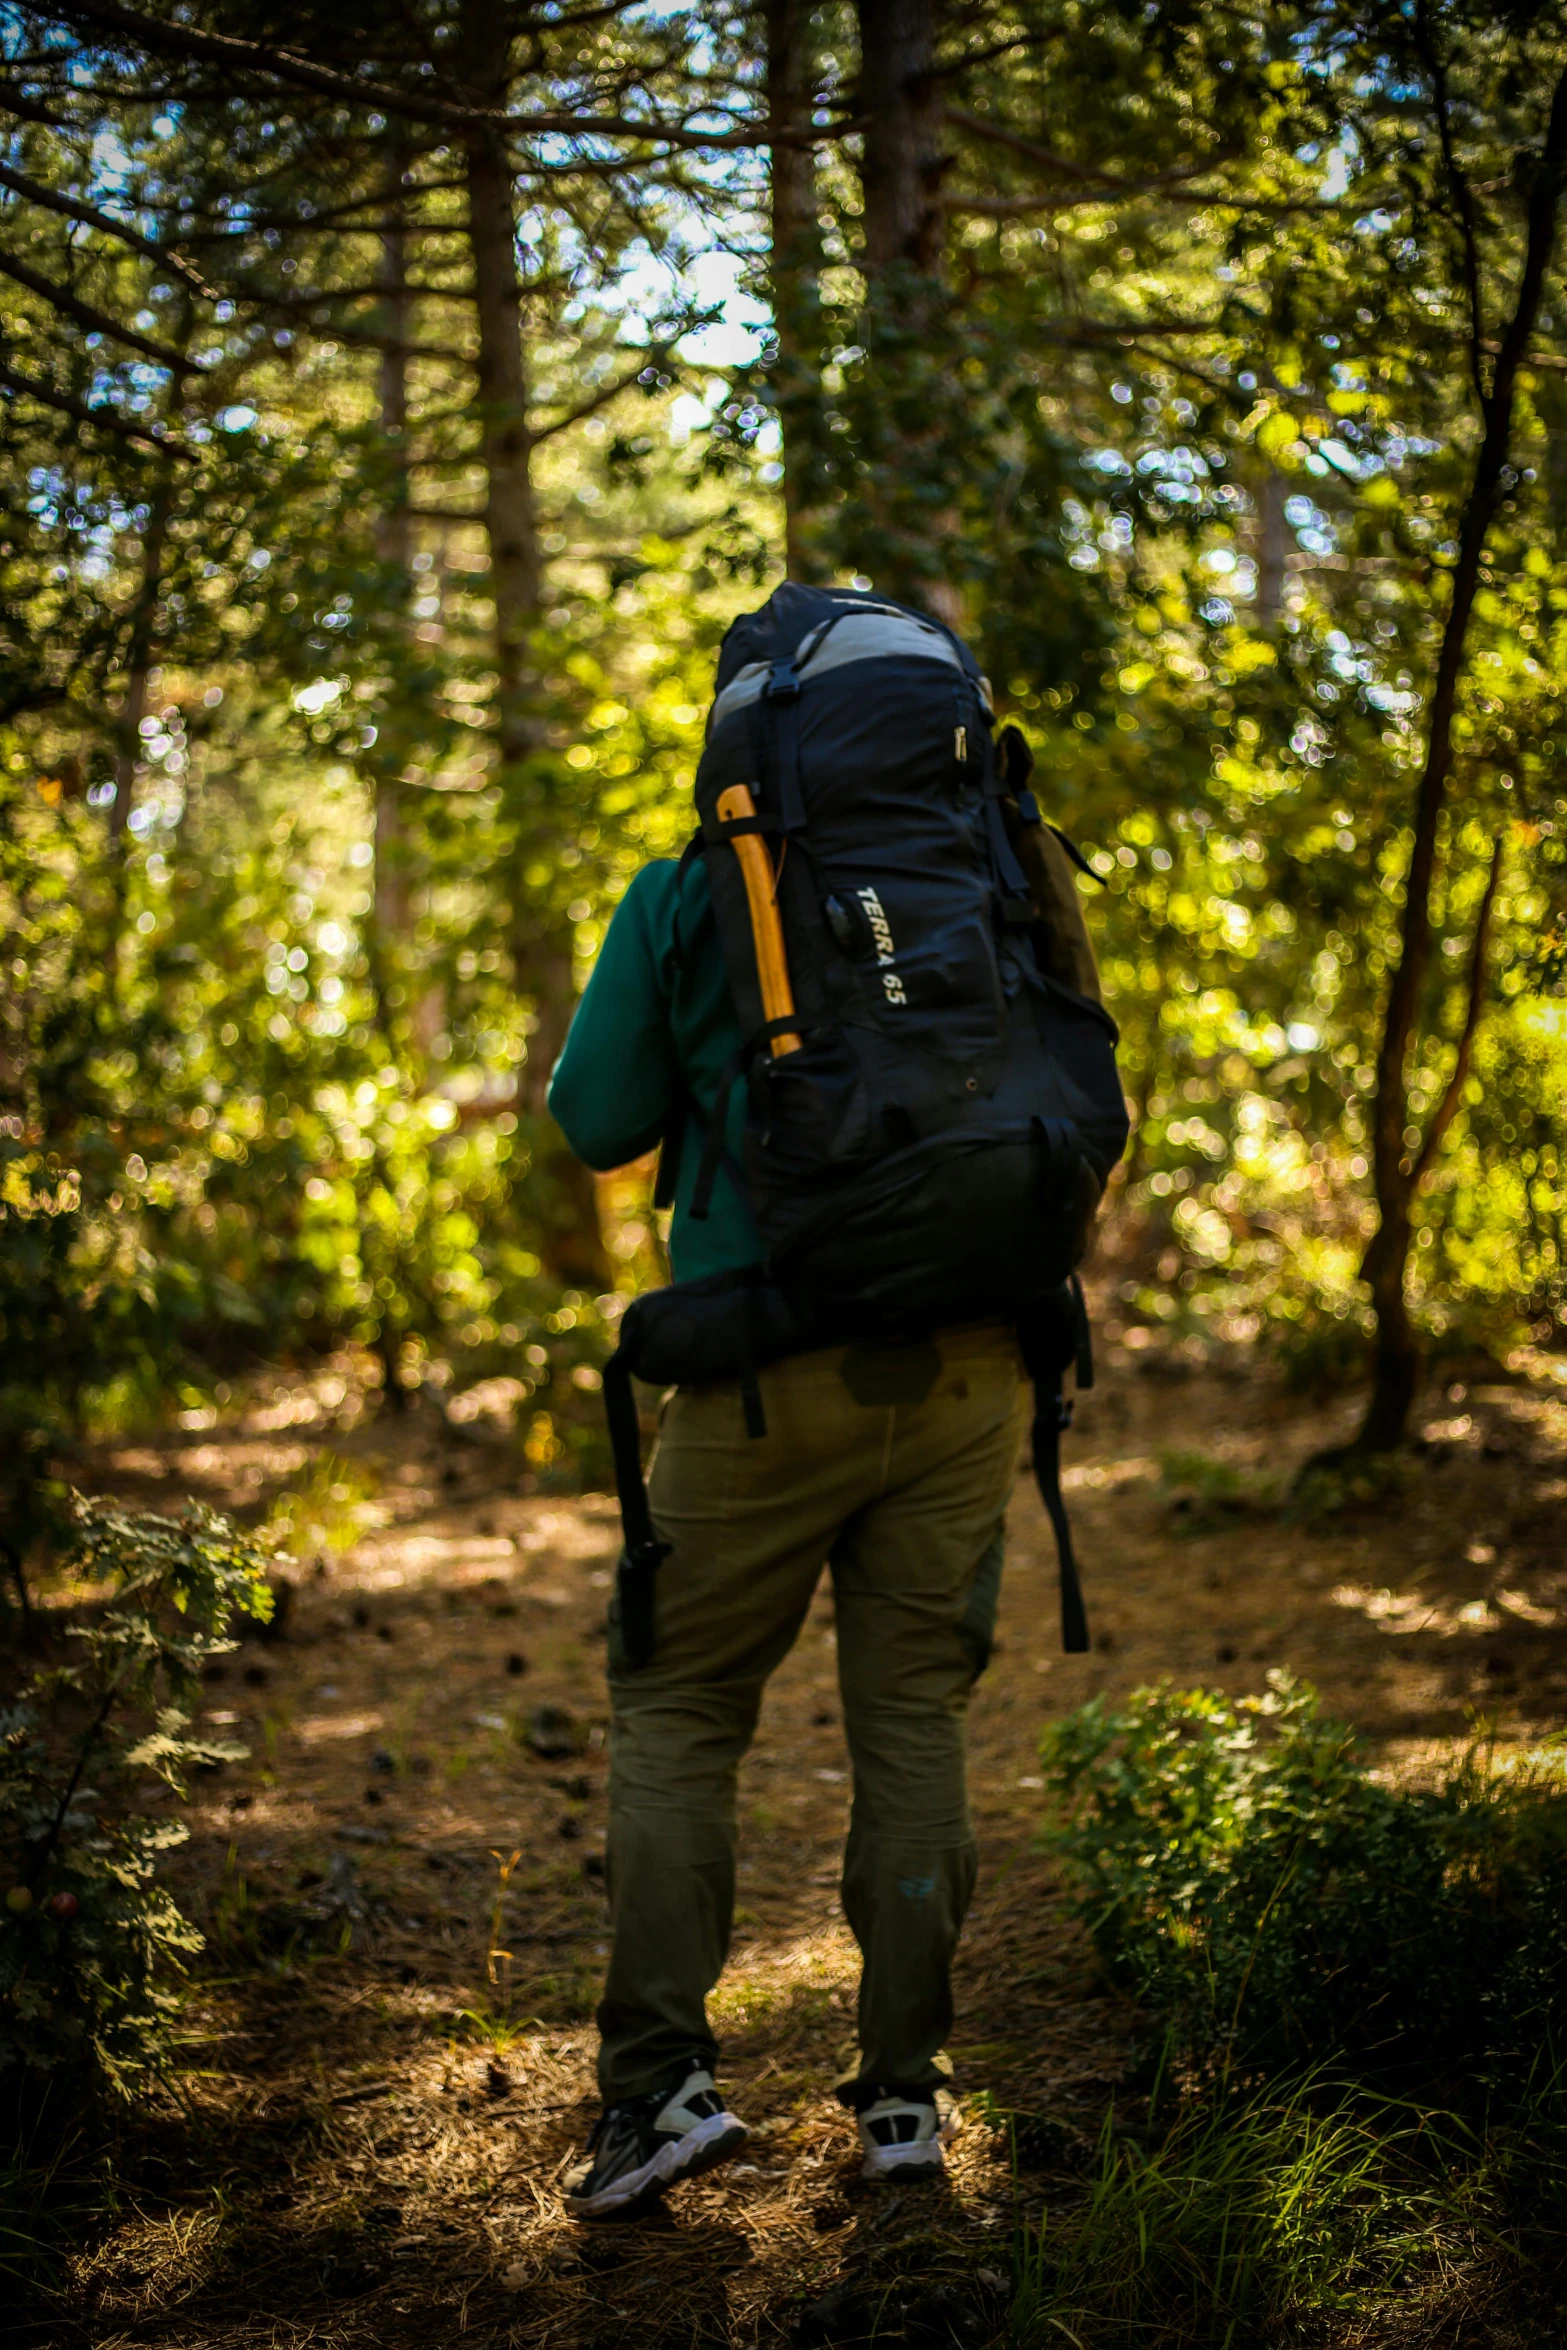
[1038,1675,1567,2085]
[1011,2073,1465,2348]
[1,1494,275,2106]
[1019,1684,1567,2345]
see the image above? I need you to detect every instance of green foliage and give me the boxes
[0,746,629,1505]
[3,1,1567,1501]
[264,1451,379,1564]
[1157,1448,1277,1533]
[1039,1677,1567,2082]
[1025,1678,1567,2344]
[1010,2073,1457,2349]
[0,1493,275,2099]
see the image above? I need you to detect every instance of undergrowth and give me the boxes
[1010,1679,1567,2345]
[1011,2072,1465,2348]
[1039,1674,1567,2081]
[2,1495,276,2105]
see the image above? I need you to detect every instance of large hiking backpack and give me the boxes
[602,583,1130,1658]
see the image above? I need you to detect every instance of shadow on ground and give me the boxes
[20,1337,1567,2344]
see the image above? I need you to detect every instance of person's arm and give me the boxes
[547,862,681,1170]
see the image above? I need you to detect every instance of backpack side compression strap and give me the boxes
[1018,1291,1093,1654]
[1028,1380,1090,1655]
[602,1351,670,1669]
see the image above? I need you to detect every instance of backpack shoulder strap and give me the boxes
[995,723,1106,1001]
[762,656,807,835]
[1019,823,1106,1005]
[653,832,713,1209]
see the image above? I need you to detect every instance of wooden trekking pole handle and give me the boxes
[716,784,801,1057]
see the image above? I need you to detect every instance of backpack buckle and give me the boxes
[764,659,801,702]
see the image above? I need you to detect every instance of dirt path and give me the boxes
[61,1342,1567,2347]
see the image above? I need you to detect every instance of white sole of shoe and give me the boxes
[859,2137,948,2183]
[565,2111,749,2220]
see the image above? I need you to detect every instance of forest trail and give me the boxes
[68,1345,1567,2348]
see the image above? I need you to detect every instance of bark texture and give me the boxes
[1256,471,1289,627]
[852,0,960,624]
[371,153,413,1026]
[109,489,169,844]
[461,2,542,768]
[1357,63,1567,1452]
[856,0,944,274]
[459,2,608,1289]
[767,0,828,581]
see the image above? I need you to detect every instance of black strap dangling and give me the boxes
[602,1352,670,1669]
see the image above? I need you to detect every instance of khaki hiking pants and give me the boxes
[598,1323,1028,2105]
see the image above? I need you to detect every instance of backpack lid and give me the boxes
[711,581,981,707]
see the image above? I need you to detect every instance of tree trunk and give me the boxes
[459,0,609,1291]
[1256,470,1289,627]
[767,0,828,581]
[1355,64,1567,1452]
[110,479,172,842]
[460,2,541,766]
[370,149,413,1040]
[368,148,418,1408]
[110,294,192,845]
[852,0,959,623]
[856,0,944,275]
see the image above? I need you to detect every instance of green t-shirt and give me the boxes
[547,857,761,1282]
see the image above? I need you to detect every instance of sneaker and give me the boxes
[563,2067,749,2220]
[856,2091,955,2182]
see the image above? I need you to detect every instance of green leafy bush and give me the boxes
[1039,1677,1567,2083]
[1,1495,275,2101]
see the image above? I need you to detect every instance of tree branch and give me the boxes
[50,0,515,127]
[529,348,670,443]
[1363,59,1567,1346]
[0,358,193,455]
[51,0,780,152]
[1414,0,1489,410]
[0,80,77,130]
[946,188,1131,216]
[0,161,217,297]
[0,250,201,371]
[948,180,1372,221]
[1033,315,1231,342]
[238,279,479,304]
[178,217,474,242]
[26,1676,124,1888]
[257,311,472,362]
[929,30,1065,80]
[1411,836,1505,1187]
[170,182,468,235]
[943,103,1227,195]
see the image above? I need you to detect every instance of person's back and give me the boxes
[547,583,1121,2218]
[549,852,1024,2214]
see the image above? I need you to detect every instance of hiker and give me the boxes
[547,584,1127,2219]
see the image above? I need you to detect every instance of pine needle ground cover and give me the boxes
[3,1338,1565,2348]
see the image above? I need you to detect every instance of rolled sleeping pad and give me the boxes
[716,782,801,1057]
